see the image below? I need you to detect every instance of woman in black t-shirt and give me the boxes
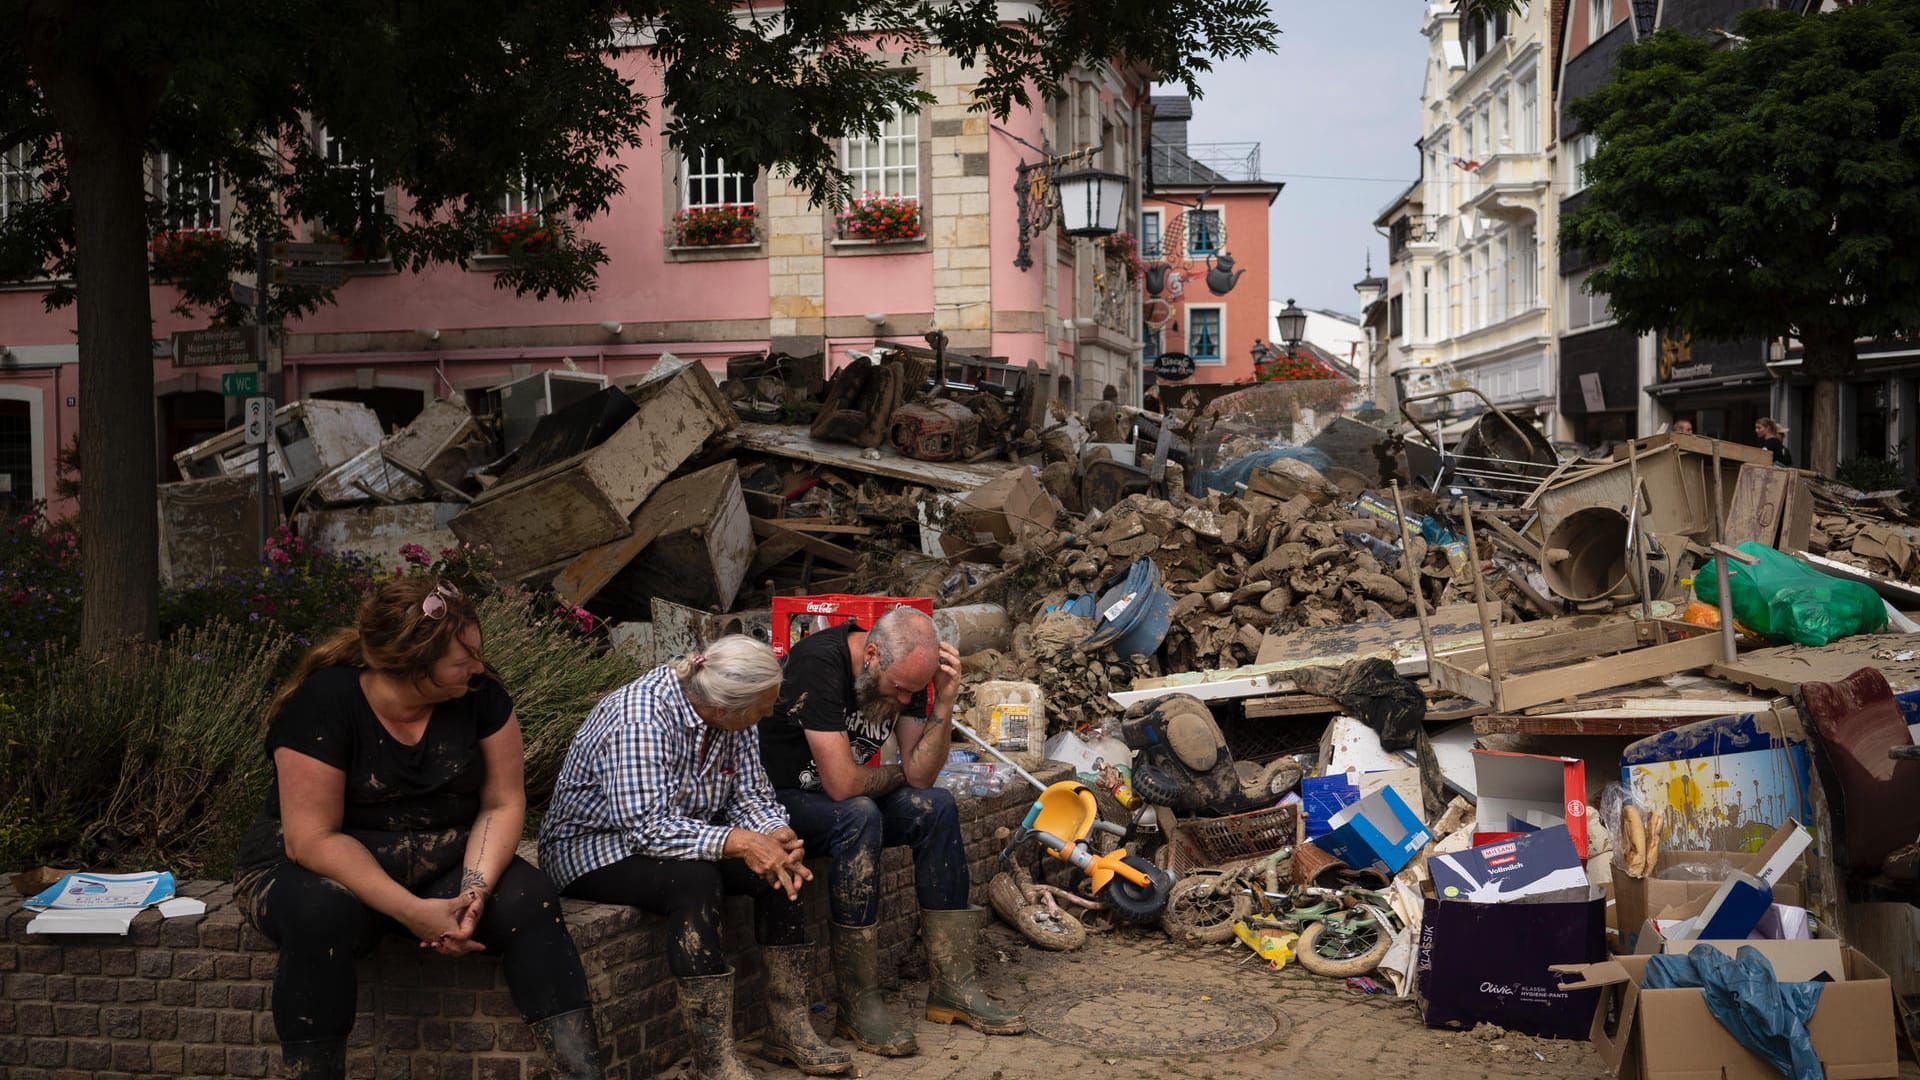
[234,577,601,1079]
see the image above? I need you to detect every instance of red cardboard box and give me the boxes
[1471,749,1589,859]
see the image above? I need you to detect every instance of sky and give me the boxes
[1161,0,1433,319]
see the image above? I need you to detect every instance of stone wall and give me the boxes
[0,787,1032,1080]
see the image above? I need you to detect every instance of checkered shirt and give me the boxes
[537,665,789,890]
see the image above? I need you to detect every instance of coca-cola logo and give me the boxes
[804,602,841,613]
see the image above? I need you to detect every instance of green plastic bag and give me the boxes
[1693,542,1887,647]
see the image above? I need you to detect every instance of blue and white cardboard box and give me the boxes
[1317,786,1431,874]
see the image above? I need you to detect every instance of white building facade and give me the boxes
[1398,2,1557,434]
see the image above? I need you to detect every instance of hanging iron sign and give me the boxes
[1153,352,1195,381]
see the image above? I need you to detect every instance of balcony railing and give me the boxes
[1149,142,1263,185]
[1388,213,1440,260]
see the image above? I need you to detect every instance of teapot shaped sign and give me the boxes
[1205,251,1244,296]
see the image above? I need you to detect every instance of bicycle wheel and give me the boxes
[1294,911,1391,978]
[1160,872,1251,944]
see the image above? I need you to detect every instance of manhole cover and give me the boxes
[1023,981,1285,1055]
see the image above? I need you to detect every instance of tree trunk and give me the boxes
[1801,328,1858,480]
[32,48,163,651]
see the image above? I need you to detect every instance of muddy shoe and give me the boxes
[278,1037,346,1079]
[530,1008,604,1080]
[759,944,853,1075]
[1886,841,1920,883]
[675,971,756,1080]
[829,922,919,1056]
[921,907,1027,1035]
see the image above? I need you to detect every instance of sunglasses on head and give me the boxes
[420,581,462,621]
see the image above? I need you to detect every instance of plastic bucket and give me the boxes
[1082,558,1174,659]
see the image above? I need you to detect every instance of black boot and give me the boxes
[278,1037,346,1080]
[530,1008,604,1080]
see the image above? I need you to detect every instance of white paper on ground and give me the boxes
[158,897,207,919]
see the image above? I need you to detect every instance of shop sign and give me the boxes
[1153,352,1195,381]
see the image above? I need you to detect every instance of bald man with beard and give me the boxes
[757,606,1025,1057]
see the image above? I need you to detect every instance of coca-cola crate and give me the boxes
[771,594,934,657]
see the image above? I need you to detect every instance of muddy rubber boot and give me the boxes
[675,972,756,1080]
[829,922,918,1056]
[278,1037,347,1079]
[921,907,1027,1035]
[530,1007,605,1080]
[757,944,853,1075]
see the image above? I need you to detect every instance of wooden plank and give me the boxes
[1242,695,1343,718]
[750,517,862,568]
[1427,660,1498,709]
[726,423,1010,491]
[1434,620,1644,674]
[1793,550,1920,608]
[1253,604,1486,665]
[1472,713,1735,737]
[1780,472,1814,551]
[744,532,807,579]
[779,522,872,535]
[1711,634,1920,694]
[1488,632,1724,712]
[1724,463,1792,548]
[1613,431,1773,468]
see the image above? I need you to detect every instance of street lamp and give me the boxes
[1012,146,1129,271]
[1275,298,1307,356]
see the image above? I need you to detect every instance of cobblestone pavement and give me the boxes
[728,925,1622,1080]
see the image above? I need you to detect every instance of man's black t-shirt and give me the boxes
[759,622,927,792]
[234,666,513,882]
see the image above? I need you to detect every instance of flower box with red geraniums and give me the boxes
[489,212,555,255]
[838,192,921,242]
[671,203,759,247]
[310,226,388,263]
[149,228,227,279]
[1100,231,1146,283]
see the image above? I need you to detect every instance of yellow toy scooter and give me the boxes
[954,719,1175,923]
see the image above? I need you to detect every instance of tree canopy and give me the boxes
[0,0,1278,652]
[1561,0,1920,474]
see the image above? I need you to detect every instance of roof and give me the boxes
[1149,95,1193,121]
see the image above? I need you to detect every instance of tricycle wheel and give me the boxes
[1160,872,1250,944]
[1105,855,1175,923]
[1294,911,1390,978]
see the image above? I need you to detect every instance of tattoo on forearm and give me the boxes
[463,817,492,894]
[858,764,906,798]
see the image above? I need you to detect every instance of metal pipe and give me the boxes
[1390,481,1436,672]
[1458,496,1502,711]
[951,718,1047,793]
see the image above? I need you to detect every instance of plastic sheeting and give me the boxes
[1643,943,1824,1080]
[1189,445,1332,497]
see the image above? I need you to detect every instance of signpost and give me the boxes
[173,327,257,369]
[1153,351,1196,382]
[220,370,259,396]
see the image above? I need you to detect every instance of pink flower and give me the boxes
[399,543,429,566]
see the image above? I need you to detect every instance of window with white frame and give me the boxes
[1476,103,1491,160]
[1495,233,1511,322]
[1567,131,1598,193]
[1495,85,1511,153]
[843,105,918,199]
[1516,73,1539,154]
[1590,0,1613,38]
[1566,267,1611,330]
[1140,210,1162,260]
[682,148,752,209]
[316,125,383,223]
[0,144,40,223]
[501,164,546,215]
[1442,262,1456,339]
[1464,251,1478,332]
[1421,268,1432,340]
[1514,223,1538,310]
[159,153,221,230]
[1186,306,1223,363]
[1186,209,1222,256]
[1143,320,1162,361]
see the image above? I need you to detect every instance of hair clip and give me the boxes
[690,653,707,669]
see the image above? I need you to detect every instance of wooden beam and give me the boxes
[1473,713,1733,737]
[1242,695,1343,718]
[750,517,862,568]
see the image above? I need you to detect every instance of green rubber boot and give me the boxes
[921,906,1027,1035]
[829,922,919,1056]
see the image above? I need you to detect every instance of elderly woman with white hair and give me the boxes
[539,636,850,1079]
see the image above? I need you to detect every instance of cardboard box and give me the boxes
[1302,768,1422,841]
[1418,895,1609,1039]
[1318,786,1431,874]
[939,465,1056,556]
[1554,940,1899,1080]
[1431,825,1591,904]
[1472,749,1589,859]
[1614,823,1809,954]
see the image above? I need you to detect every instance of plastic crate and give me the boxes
[770,594,934,657]
[1165,803,1301,875]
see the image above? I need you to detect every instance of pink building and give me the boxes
[0,49,1153,513]
[1140,95,1283,393]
